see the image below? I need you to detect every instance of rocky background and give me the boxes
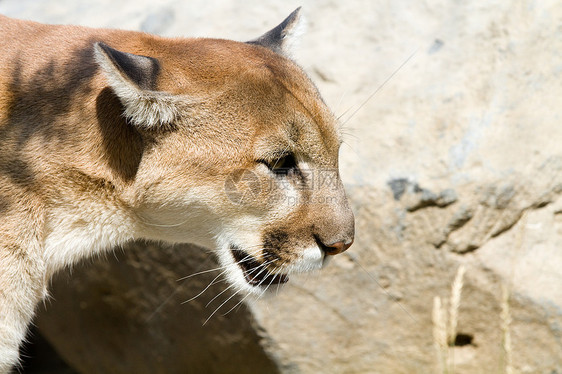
[1,0,560,373]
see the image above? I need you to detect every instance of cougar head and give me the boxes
[94,8,354,296]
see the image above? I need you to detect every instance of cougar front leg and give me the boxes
[0,249,46,374]
[0,315,25,374]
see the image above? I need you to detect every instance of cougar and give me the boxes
[0,8,354,371]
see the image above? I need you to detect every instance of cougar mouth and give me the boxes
[230,247,289,287]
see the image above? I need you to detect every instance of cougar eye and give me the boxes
[261,153,297,176]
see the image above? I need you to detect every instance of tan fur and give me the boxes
[0,11,353,372]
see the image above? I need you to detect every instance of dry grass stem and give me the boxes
[448,265,465,346]
[501,284,513,374]
[433,296,448,373]
[433,265,466,374]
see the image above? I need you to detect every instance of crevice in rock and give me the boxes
[533,200,551,209]
[434,206,474,249]
[451,333,474,347]
[387,178,457,211]
[448,207,474,231]
[447,241,480,254]
[490,197,555,240]
[447,194,557,254]
[489,211,524,239]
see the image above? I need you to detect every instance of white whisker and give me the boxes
[203,289,241,325]
[176,266,224,281]
[221,290,252,316]
[182,269,229,304]
[177,252,256,282]
[205,282,237,307]
[341,49,418,127]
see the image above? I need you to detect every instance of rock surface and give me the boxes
[2,0,560,373]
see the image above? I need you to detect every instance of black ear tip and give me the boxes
[94,43,160,90]
[287,7,302,24]
[246,7,305,55]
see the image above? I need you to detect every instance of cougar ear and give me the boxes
[94,42,180,129]
[247,7,306,56]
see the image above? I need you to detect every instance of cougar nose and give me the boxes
[315,236,354,256]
